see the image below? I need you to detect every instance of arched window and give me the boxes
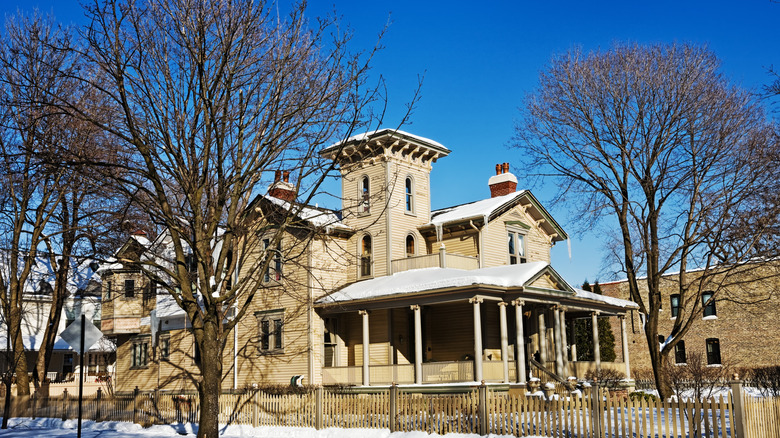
[405,177,414,213]
[406,234,415,257]
[360,235,372,277]
[360,176,370,214]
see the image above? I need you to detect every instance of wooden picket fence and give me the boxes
[3,382,780,437]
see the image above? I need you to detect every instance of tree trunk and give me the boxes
[648,333,673,399]
[34,254,70,398]
[9,306,30,397]
[196,320,223,438]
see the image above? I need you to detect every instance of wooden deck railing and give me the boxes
[390,252,479,274]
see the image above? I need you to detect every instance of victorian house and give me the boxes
[101,129,637,393]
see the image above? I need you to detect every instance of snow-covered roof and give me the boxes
[319,262,553,303]
[0,255,99,297]
[428,191,527,228]
[322,128,451,156]
[573,288,639,309]
[318,262,639,312]
[262,195,350,233]
[0,334,115,352]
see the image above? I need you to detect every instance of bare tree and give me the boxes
[0,13,76,413]
[515,42,779,398]
[49,1,389,436]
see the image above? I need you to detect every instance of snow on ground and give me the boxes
[0,418,548,438]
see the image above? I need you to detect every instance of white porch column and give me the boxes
[591,311,601,372]
[538,309,547,364]
[570,320,577,363]
[411,305,423,385]
[360,310,370,386]
[470,297,484,382]
[553,306,564,377]
[560,308,569,373]
[620,315,631,380]
[498,302,509,384]
[512,300,527,384]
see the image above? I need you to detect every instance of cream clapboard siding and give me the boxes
[342,162,389,281]
[481,203,552,268]
[387,157,433,263]
[342,309,391,366]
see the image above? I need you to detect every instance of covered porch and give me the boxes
[316,264,637,387]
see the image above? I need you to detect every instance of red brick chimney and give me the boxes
[268,170,296,202]
[488,162,517,198]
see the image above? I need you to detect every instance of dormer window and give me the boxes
[508,230,526,264]
[405,177,414,214]
[360,176,370,214]
[360,235,372,278]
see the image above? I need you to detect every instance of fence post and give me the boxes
[315,387,323,430]
[62,389,69,421]
[132,386,140,425]
[95,388,102,422]
[389,384,397,433]
[252,389,259,428]
[730,379,746,438]
[591,383,602,437]
[478,382,488,435]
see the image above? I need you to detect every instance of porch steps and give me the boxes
[528,357,575,391]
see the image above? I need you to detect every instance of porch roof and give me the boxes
[316,263,638,313]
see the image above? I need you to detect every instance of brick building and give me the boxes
[599,266,780,373]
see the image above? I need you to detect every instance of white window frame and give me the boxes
[256,309,285,354]
[359,234,373,278]
[507,227,527,265]
[359,175,370,215]
[261,238,283,284]
[404,175,415,215]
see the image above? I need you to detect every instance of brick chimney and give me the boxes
[268,170,296,202]
[488,162,517,197]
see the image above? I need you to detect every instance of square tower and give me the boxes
[321,129,450,281]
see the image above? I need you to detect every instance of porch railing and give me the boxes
[391,253,479,274]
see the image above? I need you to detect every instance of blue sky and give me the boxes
[3,1,778,285]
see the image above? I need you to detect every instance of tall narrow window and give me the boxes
[360,176,370,214]
[405,177,414,213]
[670,294,680,318]
[508,231,526,264]
[702,291,716,318]
[257,310,284,353]
[706,338,721,365]
[106,281,112,300]
[406,234,415,257]
[132,337,149,367]
[124,279,135,298]
[360,235,372,277]
[674,340,686,364]
[263,239,283,282]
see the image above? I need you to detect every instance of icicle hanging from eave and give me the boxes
[567,238,572,260]
[435,224,442,242]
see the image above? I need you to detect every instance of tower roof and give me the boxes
[320,128,450,164]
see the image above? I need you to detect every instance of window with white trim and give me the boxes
[360,175,370,214]
[262,238,282,282]
[405,176,414,214]
[256,310,284,353]
[360,235,372,278]
[507,230,527,264]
